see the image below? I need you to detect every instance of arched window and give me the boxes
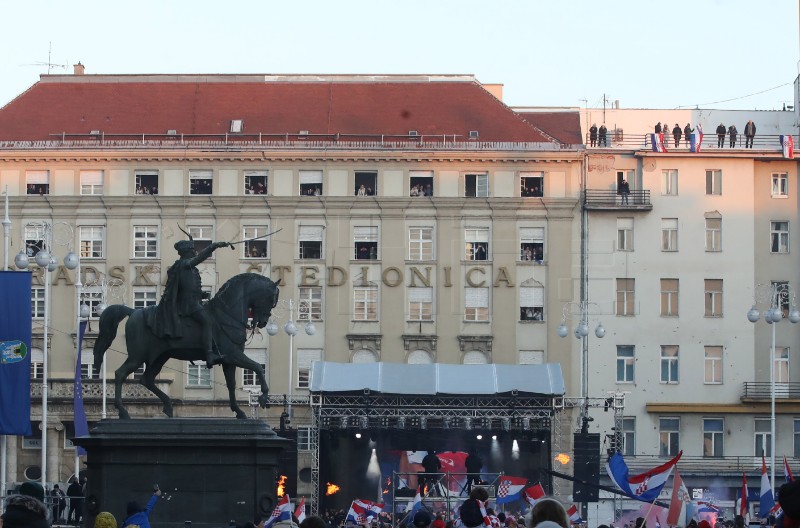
[463,350,488,364]
[352,349,377,363]
[407,350,432,364]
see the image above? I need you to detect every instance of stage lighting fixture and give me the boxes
[339,416,349,429]
[523,418,531,430]
[502,418,511,431]
[360,416,369,429]
[476,434,483,440]
[419,417,427,430]
[491,434,498,440]
[355,432,362,439]
[464,418,472,430]
[397,416,406,429]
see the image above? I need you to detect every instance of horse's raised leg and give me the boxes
[141,356,173,417]
[114,361,138,420]
[222,363,247,419]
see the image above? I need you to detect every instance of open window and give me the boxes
[135,171,158,195]
[244,170,268,195]
[465,228,489,261]
[354,226,378,260]
[520,282,544,321]
[519,227,544,262]
[189,170,213,195]
[354,171,377,196]
[465,173,489,197]
[298,226,323,259]
[300,170,323,196]
[26,171,49,195]
[189,226,213,253]
[410,170,433,197]
[520,172,543,197]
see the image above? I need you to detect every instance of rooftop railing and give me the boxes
[585,132,796,151]
[584,189,652,209]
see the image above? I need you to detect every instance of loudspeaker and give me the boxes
[572,432,600,502]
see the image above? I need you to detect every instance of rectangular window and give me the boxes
[409,227,433,260]
[133,226,159,259]
[520,172,544,197]
[189,169,213,195]
[705,217,722,251]
[704,346,723,384]
[298,286,322,321]
[520,227,544,261]
[409,170,433,197]
[755,418,771,457]
[24,224,46,257]
[80,170,104,195]
[616,278,635,316]
[621,417,636,456]
[617,218,633,252]
[519,350,544,365]
[298,226,323,259]
[662,169,678,195]
[465,287,489,322]
[795,419,800,458]
[297,349,322,389]
[659,418,680,457]
[661,218,678,251]
[242,350,268,387]
[32,287,45,319]
[465,228,489,261]
[465,173,489,198]
[705,279,723,317]
[703,418,724,457]
[660,345,679,384]
[660,279,679,317]
[354,171,377,196]
[775,346,790,384]
[354,226,379,260]
[772,173,788,197]
[26,170,50,195]
[297,426,313,451]
[705,170,722,195]
[80,350,96,379]
[520,285,544,321]
[299,170,323,196]
[244,170,268,195]
[189,225,213,253]
[616,345,635,383]
[79,226,105,259]
[30,350,43,381]
[135,171,158,195]
[133,288,158,309]
[771,221,790,253]
[243,226,269,259]
[409,287,433,321]
[187,364,211,387]
[354,286,378,321]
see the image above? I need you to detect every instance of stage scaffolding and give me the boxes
[262,391,626,517]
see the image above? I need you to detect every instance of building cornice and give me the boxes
[646,402,800,414]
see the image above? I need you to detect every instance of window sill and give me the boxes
[407,320,435,324]
[519,320,545,324]
[771,195,789,199]
[131,257,160,261]
[352,319,379,323]
[351,259,381,263]
[463,259,492,264]
[518,260,546,265]
[704,315,724,318]
[185,385,213,390]
[405,260,436,265]
[463,320,491,324]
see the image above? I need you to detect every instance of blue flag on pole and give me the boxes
[73,320,89,454]
[0,271,33,435]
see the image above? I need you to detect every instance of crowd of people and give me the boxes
[409,184,433,197]
[4,480,800,528]
[713,120,756,148]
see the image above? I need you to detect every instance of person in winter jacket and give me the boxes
[122,488,160,528]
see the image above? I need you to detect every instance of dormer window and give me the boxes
[230,120,243,133]
[469,130,479,139]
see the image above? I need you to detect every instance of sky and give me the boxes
[1,0,798,112]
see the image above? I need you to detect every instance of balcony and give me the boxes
[583,190,652,210]
[585,132,796,152]
[742,381,800,401]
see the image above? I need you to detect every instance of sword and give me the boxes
[226,228,283,247]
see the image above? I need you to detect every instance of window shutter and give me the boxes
[465,287,488,308]
[26,171,49,184]
[297,349,322,370]
[520,227,544,242]
[299,171,323,184]
[520,286,543,306]
[477,175,489,196]
[299,226,324,241]
[466,228,489,242]
[80,170,103,185]
[190,170,212,179]
[409,170,434,178]
[30,348,44,362]
[244,170,267,178]
[408,287,432,302]
[354,226,378,241]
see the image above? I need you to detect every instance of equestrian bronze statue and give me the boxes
[92,232,279,419]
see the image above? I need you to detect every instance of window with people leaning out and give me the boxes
[354,170,378,196]
[520,173,543,197]
[410,172,434,196]
[135,172,158,195]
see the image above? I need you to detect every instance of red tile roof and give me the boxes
[516,111,583,145]
[0,75,572,144]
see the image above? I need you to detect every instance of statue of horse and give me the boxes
[92,273,279,419]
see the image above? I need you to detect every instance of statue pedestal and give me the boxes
[75,419,288,528]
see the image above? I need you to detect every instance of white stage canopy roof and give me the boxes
[309,361,565,396]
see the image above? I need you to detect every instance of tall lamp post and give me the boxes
[558,301,606,428]
[747,282,800,492]
[14,221,79,488]
[265,298,316,421]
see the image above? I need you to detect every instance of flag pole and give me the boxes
[643,496,659,528]
[1,185,9,500]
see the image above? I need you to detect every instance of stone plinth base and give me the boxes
[75,419,288,528]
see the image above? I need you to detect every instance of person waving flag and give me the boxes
[606,451,682,503]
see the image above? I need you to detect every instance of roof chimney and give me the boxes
[482,83,504,101]
[73,62,85,76]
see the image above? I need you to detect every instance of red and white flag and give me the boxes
[667,468,689,526]
[295,497,306,524]
[522,483,546,506]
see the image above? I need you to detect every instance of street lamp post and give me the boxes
[265,298,316,421]
[14,221,79,488]
[87,274,125,419]
[747,282,800,493]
